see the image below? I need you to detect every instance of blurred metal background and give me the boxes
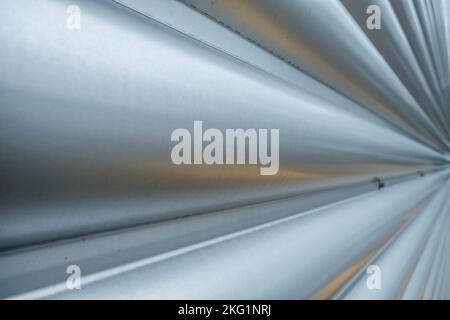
[0,0,449,299]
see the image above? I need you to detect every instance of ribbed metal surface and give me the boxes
[0,0,449,299]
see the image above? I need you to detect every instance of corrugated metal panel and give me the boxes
[0,0,449,299]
